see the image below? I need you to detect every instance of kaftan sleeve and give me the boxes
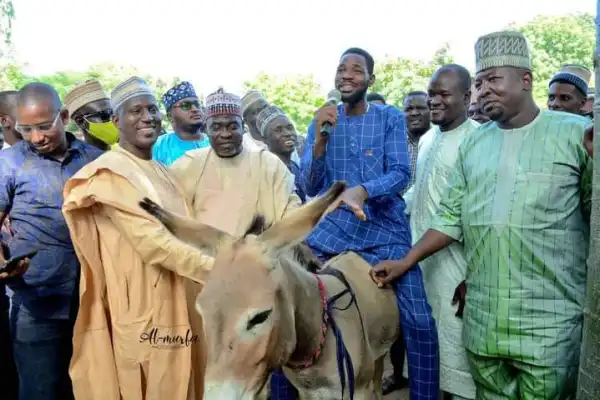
[170,154,199,206]
[102,207,214,284]
[430,141,467,242]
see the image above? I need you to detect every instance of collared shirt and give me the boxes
[0,133,102,319]
[300,103,411,263]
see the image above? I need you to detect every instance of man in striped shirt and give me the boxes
[372,30,591,400]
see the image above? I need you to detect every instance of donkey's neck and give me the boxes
[282,258,325,366]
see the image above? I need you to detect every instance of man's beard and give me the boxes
[487,108,503,121]
[181,121,205,134]
[342,86,368,106]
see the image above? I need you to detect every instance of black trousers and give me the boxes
[389,337,406,381]
[0,285,18,400]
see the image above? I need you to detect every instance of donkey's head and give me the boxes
[140,182,346,399]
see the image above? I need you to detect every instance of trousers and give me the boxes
[466,351,578,399]
[0,287,18,400]
[271,244,440,400]
[9,302,76,400]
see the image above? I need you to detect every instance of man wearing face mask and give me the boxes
[153,81,210,167]
[64,80,119,152]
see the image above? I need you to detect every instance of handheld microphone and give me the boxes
[320,89,342,137]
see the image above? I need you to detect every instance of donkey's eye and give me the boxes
[247,309,272,331]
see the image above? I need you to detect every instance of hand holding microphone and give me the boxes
[314,89,342,145]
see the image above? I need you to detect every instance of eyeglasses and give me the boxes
[15,112,61,135]
[82,109,113,123]
[172,100,203,112]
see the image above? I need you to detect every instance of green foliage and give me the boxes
[0,62,181,131]
[370,44,454,109]
[0,0,14,46]
[243,72,323,136]
[1,11,596,135]
[511,13,595,105]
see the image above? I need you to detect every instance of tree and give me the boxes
[0,62,181,131]
[243,72,323,135]
[0,0,14,88]
[0,0,14,47]
[370,44,454,109]
[511,13,595,105]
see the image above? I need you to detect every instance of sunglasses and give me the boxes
[82,109,113,123]
[173,100,203,112]
[15,112,61,135]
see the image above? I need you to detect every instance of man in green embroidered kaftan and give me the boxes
[371,30,592,400]
[405,65,479,400]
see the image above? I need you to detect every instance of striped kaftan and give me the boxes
[410,119,480,399]
[431,110,591,398]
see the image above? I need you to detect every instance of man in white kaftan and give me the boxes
[406,64,478,399]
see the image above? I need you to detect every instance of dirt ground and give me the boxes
[384,388,409,399]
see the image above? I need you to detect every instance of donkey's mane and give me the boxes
[242,213,322,273]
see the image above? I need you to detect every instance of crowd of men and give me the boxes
[0,27,594,400]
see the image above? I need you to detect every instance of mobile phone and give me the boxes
[0,250,38,275]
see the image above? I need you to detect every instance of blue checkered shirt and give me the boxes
[288,160,307,203]
[0,134,102,319]
[300,104,412,256]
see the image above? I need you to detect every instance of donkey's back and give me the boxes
[324,252,400,362]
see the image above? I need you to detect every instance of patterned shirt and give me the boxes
[0,134,102,319]
[432,110,591,367]
[300,103,411,263]
[405,133,420,191]
[288,160,306,203]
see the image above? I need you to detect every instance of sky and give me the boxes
[9,0,596,97]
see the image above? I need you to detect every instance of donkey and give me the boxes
[139,182,400,399]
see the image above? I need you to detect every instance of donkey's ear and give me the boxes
[258,181,346,252]
[139,197,229,254]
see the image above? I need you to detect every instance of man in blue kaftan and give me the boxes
[300,47,439,400]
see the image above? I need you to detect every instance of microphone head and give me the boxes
[327,89,342,104]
